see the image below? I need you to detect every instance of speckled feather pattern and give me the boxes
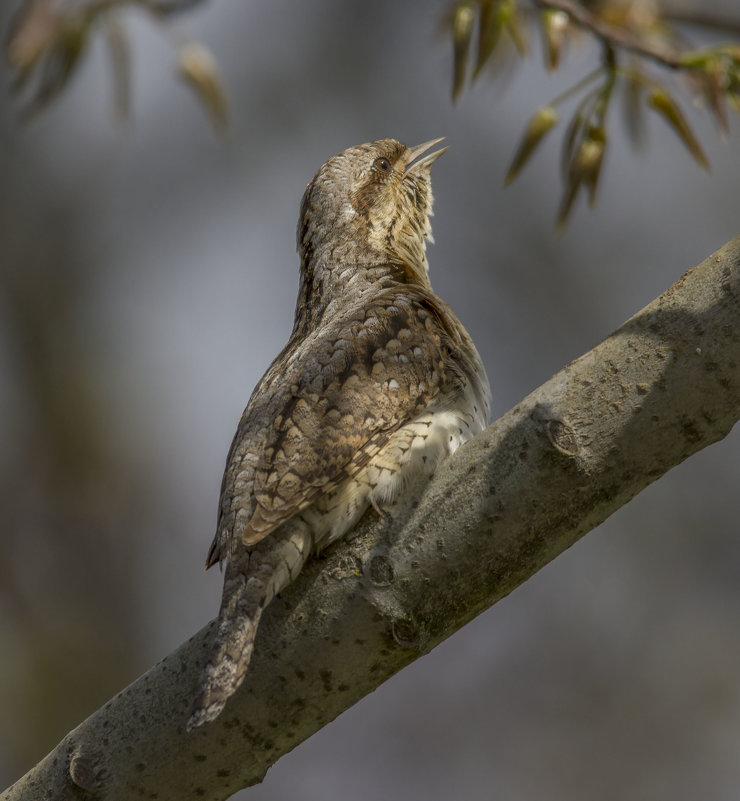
[188,138,490,730]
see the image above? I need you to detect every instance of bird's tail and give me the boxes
[187,521,312,730]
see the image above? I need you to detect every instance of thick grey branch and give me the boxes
[3,237,739,801]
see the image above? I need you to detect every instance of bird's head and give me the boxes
[297,138,448,286]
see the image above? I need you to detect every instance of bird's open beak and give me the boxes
[403,137,449,175]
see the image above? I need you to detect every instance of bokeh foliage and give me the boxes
[448,0,740,222]
[5,0,740,222]
[5,0,228,128]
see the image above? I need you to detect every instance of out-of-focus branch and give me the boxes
[664,9,740,38]
[536,1,740,68]
[2,236,738,801]
[535,0,684,69]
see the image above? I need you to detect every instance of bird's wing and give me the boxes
[206,285,468,566]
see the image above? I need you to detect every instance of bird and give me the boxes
[187,137,491,730]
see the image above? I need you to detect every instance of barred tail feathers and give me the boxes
[187,521,312,730]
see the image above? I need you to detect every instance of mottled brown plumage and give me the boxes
[188,138,491,729]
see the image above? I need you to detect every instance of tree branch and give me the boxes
[3,236,739,801]
[664,10,740,39]
[535,0,686,69]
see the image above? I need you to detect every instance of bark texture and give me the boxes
[3,236,739,801]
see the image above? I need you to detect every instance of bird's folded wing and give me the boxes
[207,285,468,565]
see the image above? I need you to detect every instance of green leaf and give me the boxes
[621,69,646,147]
[474,0,503,79]
[556,171,582,229]
[501,0,526,56]
[178,42,230,132]
[504,105,558,185]
[557,128,606,227]
[648,87,709,170]
[452,1,475,102]
[580,127,607,206]
[540,9,568,71]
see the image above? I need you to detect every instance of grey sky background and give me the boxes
[1,1,739,799]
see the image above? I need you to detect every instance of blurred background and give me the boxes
[1,1,739,798]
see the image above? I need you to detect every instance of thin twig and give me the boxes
[664,10,740,38]
[535,0,686,69]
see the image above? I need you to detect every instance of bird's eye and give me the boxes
[374,156,392,174]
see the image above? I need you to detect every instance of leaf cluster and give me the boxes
[449,0,740,224]
[5,0,227,128]
[5,1,740,226]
